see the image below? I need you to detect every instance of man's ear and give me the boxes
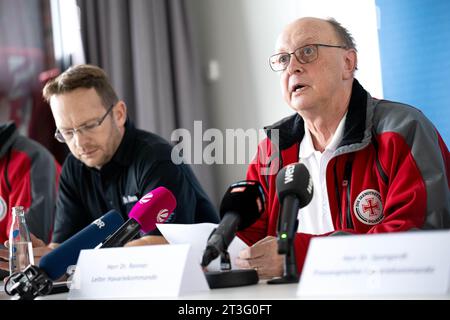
[114,101,127,127]
[343,49,357,80]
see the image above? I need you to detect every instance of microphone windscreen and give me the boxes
[128,186,176,233]
[276,163,313,208]
[39,210,124,280]
[219,181,265,230]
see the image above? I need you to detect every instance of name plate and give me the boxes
[68,244,209,299]
[297,230,450,297]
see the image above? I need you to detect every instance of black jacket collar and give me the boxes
[0,122,18,158]
[110,119,137,167]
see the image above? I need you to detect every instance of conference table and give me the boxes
[1,280,296,300]
[2,280,448,300]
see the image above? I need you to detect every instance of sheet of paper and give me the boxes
[157,223,248,271]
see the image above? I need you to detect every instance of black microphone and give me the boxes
[276,163,313,254]
[268,163,313,285]
[201,180,265,268]
[201,180,265,289]
[98,186,176,248]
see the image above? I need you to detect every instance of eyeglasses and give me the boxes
[54,104,115,143]
[269,43,347,72]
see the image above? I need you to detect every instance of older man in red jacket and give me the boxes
[236,17,450,279]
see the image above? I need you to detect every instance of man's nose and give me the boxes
[286,53,303,75]
[73,130,88,148]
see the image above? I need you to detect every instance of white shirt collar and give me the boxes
[299,122,315,160]
[299,112,347,160]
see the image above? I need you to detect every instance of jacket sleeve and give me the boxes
[8,138,60,244]
[136,158,219,236]
[366,106,450,232]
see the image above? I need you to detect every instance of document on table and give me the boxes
[157,223,248,272]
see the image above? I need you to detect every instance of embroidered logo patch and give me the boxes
[0,197,7,222]
[353,189,384,225]
[122,195,138,205]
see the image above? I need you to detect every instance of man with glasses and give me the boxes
[12,64,218,260]
[235,17,450,280]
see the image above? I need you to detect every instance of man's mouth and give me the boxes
[82,149,97,157]
[291,84,306,94]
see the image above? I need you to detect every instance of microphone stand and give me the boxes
[204,250,259,289]
[4,265,53,300]
[268,209,300,285]
[267,241,299,284]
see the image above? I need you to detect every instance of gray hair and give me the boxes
[326,18,357,51]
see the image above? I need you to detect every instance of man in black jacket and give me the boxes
[40,64,218,251]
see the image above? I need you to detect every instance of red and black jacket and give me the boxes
[238,79,450,274]
[0,122,60,244]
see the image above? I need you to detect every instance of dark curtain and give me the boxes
[77,0,217,202]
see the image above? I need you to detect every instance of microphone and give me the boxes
[201,180,265,289]
[201,180,265,268]
[268,163,313,285]
[275,163,313,254]
[5,210,124,299]
[98,186,176,248]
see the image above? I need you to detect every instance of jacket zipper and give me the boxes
[343,159,354,229]
[333,163,344,228]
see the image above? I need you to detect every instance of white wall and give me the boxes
[189,0,383,200]
[50,0,85,65]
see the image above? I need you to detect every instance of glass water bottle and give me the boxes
[9,206,34,275]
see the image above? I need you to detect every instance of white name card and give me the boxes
[68,244,209,299]
[298,230,450,297]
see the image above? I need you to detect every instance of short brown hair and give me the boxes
[43,64,118,108]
